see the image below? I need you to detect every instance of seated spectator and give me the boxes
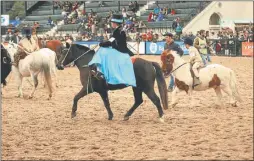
[47,17,54,27]
[162,7,168,15]
[147,12,153,22]
[153,6,160,15]
[156,12,164,21]
[171,8,176,15]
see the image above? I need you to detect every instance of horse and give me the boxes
[3,42,54,99]
[161,49,242,107]
[1,44,12,87]
[57,44,168,121]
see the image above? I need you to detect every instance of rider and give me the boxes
[13,27,40,67]
[184,37,204,85]
[89,14,134,79]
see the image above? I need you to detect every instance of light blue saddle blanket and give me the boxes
[88,47,136,87]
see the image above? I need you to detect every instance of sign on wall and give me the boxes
[242,42,253,57]
[145,41,189,55]
[1,15,9,26]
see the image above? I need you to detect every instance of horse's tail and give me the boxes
[42,62,53,98]
[229,69,242,102]
[152,62,168,110]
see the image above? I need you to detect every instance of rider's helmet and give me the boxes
[184,37,193,46]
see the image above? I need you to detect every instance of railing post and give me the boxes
[118,1,120,12]
[53,2,55,15]
[25,2,28,16]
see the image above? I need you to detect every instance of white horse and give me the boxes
[161,50,242,107]
[3,42,55,99]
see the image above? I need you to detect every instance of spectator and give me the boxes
[153,5,160,15]
[156,12,164,21]
[15,15,20,21]
[147,12,153,22]
[47,17,54,27]
[10,29,21,44]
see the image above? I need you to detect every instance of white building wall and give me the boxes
[183,1,253,34]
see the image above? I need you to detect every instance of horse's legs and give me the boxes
[72,87,90,118]
[53,67,58,88]
[171,87,180,108]
[29,74,39,99]
[144,89,164,122]
[188,88,194,108]
[214,87,223,106]
[124,87,143,121]
[99,90,113,120]
[17,76,23,98]
[221,86,237,107]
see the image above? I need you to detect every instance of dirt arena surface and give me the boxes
[1,55,253,160]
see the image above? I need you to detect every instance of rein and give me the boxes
[170,62,188,74]
[62,44,98,66]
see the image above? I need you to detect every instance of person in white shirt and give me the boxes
[184,38,204,83]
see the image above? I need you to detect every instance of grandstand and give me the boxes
[1,1,210,35]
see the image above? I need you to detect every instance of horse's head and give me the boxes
[161,49,175,76]
[57,44,94,69]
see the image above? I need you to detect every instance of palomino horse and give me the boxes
[3,42,54,99]
[57,44,168,121]
[161,49,242,107]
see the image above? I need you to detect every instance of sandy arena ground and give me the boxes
[1,55,253,160]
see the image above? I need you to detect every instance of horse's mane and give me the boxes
[73,44,91,51]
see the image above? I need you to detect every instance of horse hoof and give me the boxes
[159,116,165,123]
[231,103,237,107]
[28,95,33,99]
[71,112,76,118]
[123,115,129,121]
[170,103,177,108]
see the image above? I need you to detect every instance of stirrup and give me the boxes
[90,70,104,80]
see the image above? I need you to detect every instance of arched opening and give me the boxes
[209,13,221,25]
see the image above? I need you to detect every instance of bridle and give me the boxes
[61,44,98,66]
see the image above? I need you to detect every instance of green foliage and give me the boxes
[7,1,25,20]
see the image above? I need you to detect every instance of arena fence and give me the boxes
[74,40,253,57]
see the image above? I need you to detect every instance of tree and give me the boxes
[7,1,25,20]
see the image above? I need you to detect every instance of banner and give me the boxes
[145,41,189,55]
[242,42,253,57]
[1,15,9,26]
[9,20,21,27]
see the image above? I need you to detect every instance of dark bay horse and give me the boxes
[57,44,168,121]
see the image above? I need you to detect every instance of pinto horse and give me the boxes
[161,49,242,107]
[57,44,168,121]
[4,42,54,99]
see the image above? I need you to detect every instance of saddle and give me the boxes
[13,50,28,67]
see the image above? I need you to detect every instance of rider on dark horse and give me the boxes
[89,14,134,80]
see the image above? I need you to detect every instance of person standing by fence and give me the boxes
[162,32,183,92]
[194,29,211,65]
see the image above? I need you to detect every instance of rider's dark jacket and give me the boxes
[99,26,134,57]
